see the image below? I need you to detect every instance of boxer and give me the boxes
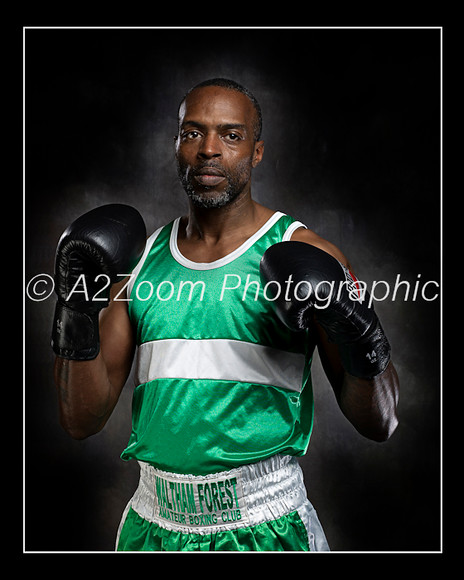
[52,79,399,551]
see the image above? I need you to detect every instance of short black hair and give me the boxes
[178,78,263,141]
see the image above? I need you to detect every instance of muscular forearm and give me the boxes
[54,354,118,439]
[338,360,399,442]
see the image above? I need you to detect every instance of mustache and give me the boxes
[191,162,227,177]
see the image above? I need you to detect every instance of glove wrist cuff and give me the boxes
[51,301,100,360]
[338,321,391,380]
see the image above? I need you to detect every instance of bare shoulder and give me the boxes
[290,225,350,269]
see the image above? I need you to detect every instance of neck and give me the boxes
[184,189,258,243]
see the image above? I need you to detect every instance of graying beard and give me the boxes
[186,187,239,209]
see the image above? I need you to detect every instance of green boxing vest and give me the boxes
[121,211,315,476]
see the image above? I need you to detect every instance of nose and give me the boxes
[198,132,221,159]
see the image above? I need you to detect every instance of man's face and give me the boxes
[175,86,264,209]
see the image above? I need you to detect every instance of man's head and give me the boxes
[175,78,264,209]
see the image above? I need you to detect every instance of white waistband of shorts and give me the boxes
[129,455,309,535]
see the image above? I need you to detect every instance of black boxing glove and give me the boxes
[260,241,391,379]
[51,204,146,360]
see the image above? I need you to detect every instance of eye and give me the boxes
[182,130,201,141]
[224,132,242,141]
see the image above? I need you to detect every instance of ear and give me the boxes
[252,140,264,168]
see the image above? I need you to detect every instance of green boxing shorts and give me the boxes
[116,455,329,552]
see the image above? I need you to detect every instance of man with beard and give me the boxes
[52,78,399,552]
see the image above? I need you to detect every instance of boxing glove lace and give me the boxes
[51,204,146,360]
[260,241,391,379]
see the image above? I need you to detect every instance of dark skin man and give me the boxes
[55,84,399,443]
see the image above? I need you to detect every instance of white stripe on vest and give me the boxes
[135,338,306,393]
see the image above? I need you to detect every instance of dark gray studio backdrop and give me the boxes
[25,28,441,552]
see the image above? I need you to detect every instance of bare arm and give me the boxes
[54,279,135,439]
[315,321,399,441]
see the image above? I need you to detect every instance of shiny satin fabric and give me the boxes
[121,214,315,476]
[117,507,310,551]
[116,455,330,552]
